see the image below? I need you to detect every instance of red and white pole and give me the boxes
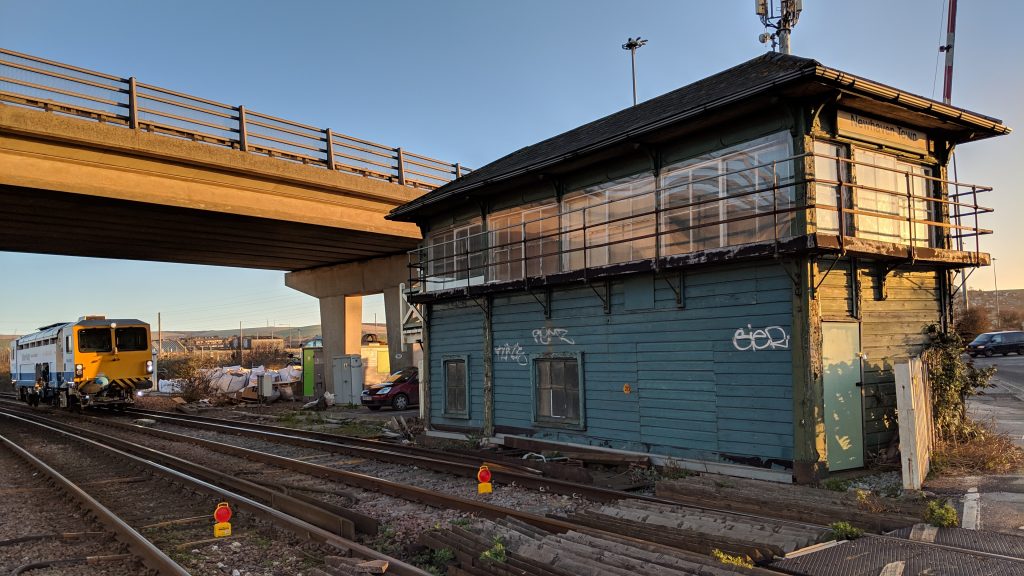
[942,0,957,105]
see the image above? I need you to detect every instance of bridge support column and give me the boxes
[382,286,412,371]
[319,294,362,399]
[288,254,413,398]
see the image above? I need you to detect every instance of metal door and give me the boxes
[822,322,864,471]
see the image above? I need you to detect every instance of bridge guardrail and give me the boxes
[0,47,469,190]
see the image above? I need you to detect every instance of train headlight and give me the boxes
[145,360,153,374]
[74,364,84,377]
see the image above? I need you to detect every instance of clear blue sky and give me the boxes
[1,0,1021,334]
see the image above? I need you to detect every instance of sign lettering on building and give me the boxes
[837,110,928,153]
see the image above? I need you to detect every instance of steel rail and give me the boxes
[1,404,834,570]
[0,433,190,576]
[4,398,1022,568]
[110,413,1024,568]
[0,407,432,576]
[116,407,841,531]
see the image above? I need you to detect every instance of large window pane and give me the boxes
[534,356,581,425]
[444,359,467,416]
[660,132,792,257]
[852,149,933,247]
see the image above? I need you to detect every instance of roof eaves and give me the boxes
[814,65,1011,136]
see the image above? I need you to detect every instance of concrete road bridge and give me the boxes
[0,48,455,389]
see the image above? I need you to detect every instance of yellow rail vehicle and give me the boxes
[9,316,154,410]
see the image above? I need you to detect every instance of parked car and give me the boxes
[360,367,418,411]
[967,331,1024,357]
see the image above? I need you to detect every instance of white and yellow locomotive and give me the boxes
[9,316,154,410]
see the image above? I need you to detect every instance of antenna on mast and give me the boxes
[756,0,803,55]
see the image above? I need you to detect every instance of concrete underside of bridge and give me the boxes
[1,103,427,394]
[0,104,421,270]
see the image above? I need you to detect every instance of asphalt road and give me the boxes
[968,353,1024,449]
[973,353,1024,399]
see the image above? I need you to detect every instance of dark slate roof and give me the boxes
[389,52,1008,221]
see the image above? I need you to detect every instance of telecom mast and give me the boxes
[756,0,803,55]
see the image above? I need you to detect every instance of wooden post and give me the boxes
[482,296,494,439]
[421,304,431,431]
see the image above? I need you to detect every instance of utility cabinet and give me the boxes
[302,347,324,400]
[332,354,364,405]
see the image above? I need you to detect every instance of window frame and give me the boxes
[441,355,470,419]
[530,352,585,430]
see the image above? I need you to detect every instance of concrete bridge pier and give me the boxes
[286,254,413,400]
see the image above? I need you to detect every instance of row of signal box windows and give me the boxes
[424,134,945,290]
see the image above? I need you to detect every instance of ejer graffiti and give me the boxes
[494,342,529,366]
[532,327,575,345]
[732,324,790,351]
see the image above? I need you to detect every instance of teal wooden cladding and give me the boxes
[430,302,484,427]
[430,262,796,465]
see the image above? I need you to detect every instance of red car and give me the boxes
[360,367,418,411]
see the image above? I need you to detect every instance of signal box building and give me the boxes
[387,53,1009,483]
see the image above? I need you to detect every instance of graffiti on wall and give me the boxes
[494,342,529,366]
[532,327,575,345]
[732,324,790,352]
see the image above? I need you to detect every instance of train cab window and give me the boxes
[115,327,148,351]
[78,328,112,352]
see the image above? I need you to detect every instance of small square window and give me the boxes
[533,354,583,428]
[443,357,469,418]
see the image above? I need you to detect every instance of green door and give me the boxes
[822,322,864,471]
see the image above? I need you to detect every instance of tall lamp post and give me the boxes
[993,258,1000,329]
[622,37,647,107]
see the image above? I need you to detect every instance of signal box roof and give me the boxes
[389,52,1009,222]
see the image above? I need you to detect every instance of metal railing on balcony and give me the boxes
[408,150,993,293]
[0,47,469,190]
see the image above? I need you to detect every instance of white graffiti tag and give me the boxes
[531,327,575,345]
[494,342,529,366]
[732,324,790,352]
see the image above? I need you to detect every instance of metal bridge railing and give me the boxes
[0,47,469,190]
[408,151,994,293]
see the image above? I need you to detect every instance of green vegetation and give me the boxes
[412,547,456,576]
[828,521,863,540]
[479,536,507,563]
[924,331,995,441]
[711,549,753,569]
[925,500,958,527]
[821,478,851,492]
[924,330,1024,475]
[159,354,218,402]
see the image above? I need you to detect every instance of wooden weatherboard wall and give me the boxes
[428,262,796,467]
[814,257,942,456]
[860,266,941,453]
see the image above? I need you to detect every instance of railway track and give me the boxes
[0,405,432,576]
[0,437,155,576]
[6,396,1024,574]
[0,398,832,572]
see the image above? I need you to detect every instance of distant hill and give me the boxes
[157,323,388,348]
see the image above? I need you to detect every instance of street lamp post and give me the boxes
[993,258,1000,329]
[622,37,647,107]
